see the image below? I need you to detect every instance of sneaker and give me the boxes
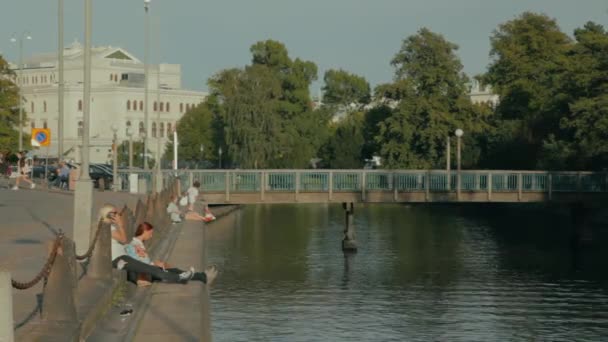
[30,183,35,189]
[11,186,18,190]
[178,270,193,281]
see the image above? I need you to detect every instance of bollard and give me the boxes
[87,221,112,280]
[42,238,78,322]
[0,271,14,342]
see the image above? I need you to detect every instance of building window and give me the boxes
[180,103,183,113]
[31,102,35,113]
[153,102,157,112]
[78,100,83,111]
[78,121,83,137]
[139,101,143,111]
[166,102,170,112]
[152,122,157,138]
[43,101,47,112]
[127,100,131,111]
[167,123,172,136]
[126,120,131,135]
[160,123,164,138]
[43,121,48,129]
[160,102,164,112]
[139,121,144,135]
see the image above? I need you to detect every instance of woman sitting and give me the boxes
[101,204,194,285]
[126,221,217,286]
[168,194,208,223]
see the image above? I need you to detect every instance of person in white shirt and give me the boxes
[125,221,217,286]
[186,181,216,222]
[99,204,194,285]
[12,151,35,190]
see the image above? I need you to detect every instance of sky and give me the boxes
[1,0,606,92]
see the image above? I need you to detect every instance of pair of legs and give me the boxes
[13,173,34,190]
[112,255,216,285]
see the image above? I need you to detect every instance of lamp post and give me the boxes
[111,124,118,191]
[126,127,133,169]
[10,32,32,152]
[218,146,222,169]
[455,128,464,200]
[446,135,451,191]
[73,0,93,256]
[140,132,146,168]
[199,144,204,169]
[143,0,150,170]
[58,0,64,160]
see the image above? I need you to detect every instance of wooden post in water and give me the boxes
[342,202,357,252]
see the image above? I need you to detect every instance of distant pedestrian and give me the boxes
[12,151,35,190]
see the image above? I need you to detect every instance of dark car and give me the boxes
[33,165,58,179]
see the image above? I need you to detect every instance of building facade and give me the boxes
[10,41,206,164]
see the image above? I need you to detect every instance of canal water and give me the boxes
[206,204,608,342]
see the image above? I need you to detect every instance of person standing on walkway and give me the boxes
[99,204,194,285]
[12,151,35,190]
[187,181,216,221]
[125,221,217,286]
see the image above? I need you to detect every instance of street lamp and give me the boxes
[10,32,32,152]
[455,128,464,199]
[126,127,133,168]
[218,146,222,169]
[140,132,146,168]
[111,123,118,191]
[143,0,150,170]
[199,144,204,169]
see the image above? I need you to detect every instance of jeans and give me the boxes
[112,255,183,283]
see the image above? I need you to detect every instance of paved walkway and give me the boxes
[0,187,143,333]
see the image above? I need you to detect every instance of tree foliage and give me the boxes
[0,55,23,152]
[322,69,370,107]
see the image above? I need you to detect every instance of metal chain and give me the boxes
[12,233,64,290]
[75,220,104,261]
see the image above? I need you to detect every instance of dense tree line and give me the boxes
[167,13,606,170]
[0,56,24,152]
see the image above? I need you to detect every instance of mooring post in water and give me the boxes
[342,202,357,252]
[571,202,593,248]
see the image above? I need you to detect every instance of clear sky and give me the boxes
[1,0,606,92]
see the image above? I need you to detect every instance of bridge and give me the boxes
[125,169,608,205]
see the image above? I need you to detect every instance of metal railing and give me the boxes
[115,169,608,195]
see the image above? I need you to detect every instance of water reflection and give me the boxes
[207,204,608,342]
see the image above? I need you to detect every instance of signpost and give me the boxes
[31,128,51,182]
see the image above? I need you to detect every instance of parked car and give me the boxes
[33,165,58,179]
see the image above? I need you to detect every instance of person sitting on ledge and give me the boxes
[125,221,217,287]
[100,204,195,286]
[167,194,207,223]
[186,181,216,222]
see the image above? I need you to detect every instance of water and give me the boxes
[206,204,608,342]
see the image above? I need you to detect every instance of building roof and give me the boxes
[22,40,141,68]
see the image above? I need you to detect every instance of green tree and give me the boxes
[481,12,572,169]
[0,55,24,152]
[322,69,370,107]
[117,140,155,168]
[164,101,218,168]
[375,28,488,169]
[320,112,366,169]
[548,22,608,169]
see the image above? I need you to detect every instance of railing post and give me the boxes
[518,173,523,202]
[225,171,230,202]
[577,172,582,195]
[295,171,300,202]
[548,173,553,201]
[361,171,366,202]
[328,171,333,202]
[260,171,265,202]
[0,271,14,342]
[457,170,461,201]
[393,172,398,202]
[487,172,492,201]
[425,171,430,202]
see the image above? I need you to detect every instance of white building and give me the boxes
[10,41,206,164]
[468,80,499,107]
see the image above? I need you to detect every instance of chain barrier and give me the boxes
[75,220,104,261]
[11,232,64,290]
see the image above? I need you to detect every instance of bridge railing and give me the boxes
[116,169,608,194]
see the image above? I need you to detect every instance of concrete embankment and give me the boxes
[88,204,240,341]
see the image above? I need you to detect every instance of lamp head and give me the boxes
[455,128,464,137]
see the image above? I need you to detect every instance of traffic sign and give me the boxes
[31,128,51,147]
